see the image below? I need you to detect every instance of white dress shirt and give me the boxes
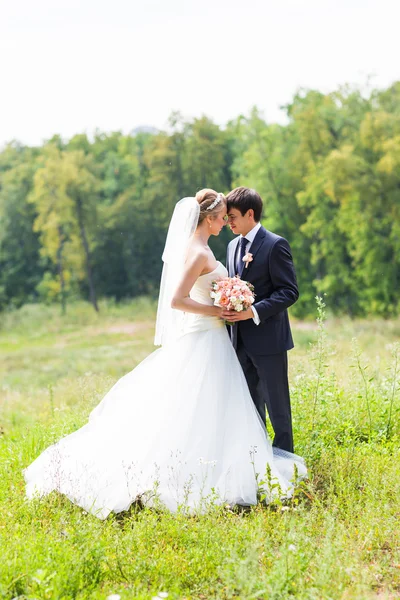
[236,223,261,326]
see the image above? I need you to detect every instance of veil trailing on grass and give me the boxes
[154,197,200,346]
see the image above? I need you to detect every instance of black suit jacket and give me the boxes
[226,226,299,355]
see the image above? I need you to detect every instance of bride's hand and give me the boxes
[213,306,224,318]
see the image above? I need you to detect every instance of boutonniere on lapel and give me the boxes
[242,252,253,269]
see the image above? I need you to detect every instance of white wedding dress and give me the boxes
[24,262,307,519]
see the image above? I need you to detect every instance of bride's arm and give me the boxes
[171,252,223,317]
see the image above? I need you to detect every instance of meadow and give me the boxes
[0,299,399,600]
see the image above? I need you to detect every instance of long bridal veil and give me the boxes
[154,197,200,347]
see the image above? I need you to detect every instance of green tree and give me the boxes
[29,147,100,312]
[0,145,44,310]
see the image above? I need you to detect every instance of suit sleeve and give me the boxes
[253,238,299,323]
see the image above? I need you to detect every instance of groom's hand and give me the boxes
[221,308,254,322]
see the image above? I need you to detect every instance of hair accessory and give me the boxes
[206,193,222,211]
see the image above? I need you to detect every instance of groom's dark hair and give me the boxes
[226,187,263,222]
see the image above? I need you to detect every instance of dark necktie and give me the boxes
[238,237,248,276]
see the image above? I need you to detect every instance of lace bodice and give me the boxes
[183,261,228,334]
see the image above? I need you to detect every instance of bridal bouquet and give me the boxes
[210,276,255,319]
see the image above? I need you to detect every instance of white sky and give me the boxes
[0,0,399,147]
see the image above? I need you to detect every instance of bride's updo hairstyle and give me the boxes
[195,188,226,225]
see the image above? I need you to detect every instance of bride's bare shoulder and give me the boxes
[186,240,208,262]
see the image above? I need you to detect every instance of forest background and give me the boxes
[1,80,400,319]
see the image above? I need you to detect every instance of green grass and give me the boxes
[0,300,399,599]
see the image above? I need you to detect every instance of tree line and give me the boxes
[0,81,399,318]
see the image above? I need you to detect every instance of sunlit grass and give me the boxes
[0,300,399,599]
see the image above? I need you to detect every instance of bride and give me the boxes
[24,189,307,519]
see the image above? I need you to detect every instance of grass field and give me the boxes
[0,299,399,599]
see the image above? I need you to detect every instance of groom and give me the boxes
[222,187,299,453]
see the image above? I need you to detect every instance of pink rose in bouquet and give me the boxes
[210,276,255,324]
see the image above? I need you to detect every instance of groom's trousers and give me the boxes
[236,329,294,453]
